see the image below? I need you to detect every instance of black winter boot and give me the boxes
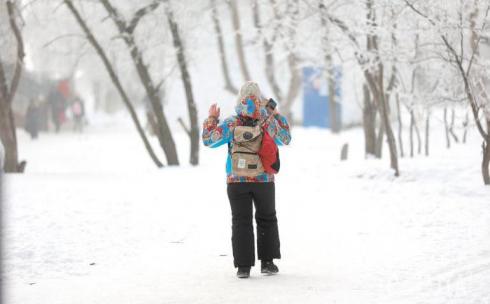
[261,260,279,275]
[237,266,251,278]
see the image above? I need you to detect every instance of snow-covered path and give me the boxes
[3,119,490,304]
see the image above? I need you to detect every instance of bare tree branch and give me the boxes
[177,117,190,136]
[127,1,161,34]
[402,0,436,26]
[42,33,85,48]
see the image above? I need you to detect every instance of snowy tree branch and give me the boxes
[127,1,161,34]
[466,4,490,78]
[404,0,488,138]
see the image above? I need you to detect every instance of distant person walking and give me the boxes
[202,81,291,278]
[72,97,85,132]
[48,88,66,133]
[25,100,41,140]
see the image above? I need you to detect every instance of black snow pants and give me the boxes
[227,182,281,267]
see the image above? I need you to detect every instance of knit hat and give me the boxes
[235,81,262,119]
[237,81,262,104]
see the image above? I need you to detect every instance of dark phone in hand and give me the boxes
[267,98,277,111]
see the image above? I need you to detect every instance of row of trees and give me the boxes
[1,0,489,185]
[316,0,490,184]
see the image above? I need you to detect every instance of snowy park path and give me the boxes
[3,122,490,304]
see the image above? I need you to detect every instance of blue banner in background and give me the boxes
[302,67,342,129]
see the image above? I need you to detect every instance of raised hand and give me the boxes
[209,103,220,119]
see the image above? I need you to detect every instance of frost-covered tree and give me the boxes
[320,0,400,175]
[404,0,490,184]
[64,0,165,168]
[99,0,180,166]
[62,0,201,166]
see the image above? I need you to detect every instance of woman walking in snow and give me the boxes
[202,81,291,278]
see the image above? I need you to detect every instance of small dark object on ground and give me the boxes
[341,143,349,161]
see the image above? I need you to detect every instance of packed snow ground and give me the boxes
[2,115,490,304]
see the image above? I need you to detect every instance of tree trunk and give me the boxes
[5,1,24,107]
[64,0,164,168]
[0,1,25,173]
[444,107,451,149]
[319,0,340,133]
[365,63,398,174]
[395,93,404,157]
[409,109,415,158]
[229,0,251,82]
[378,84,399,175]
[375,122,384,159]
[425,111,430,156]
[0,95,19,172]
[211,0,238,94]
[449,108,459,143]
[408,109,422,156]
[363,83,377,157]
[130,39,179,165]
[326,56,340,133]
[483,123,490,185]
[462,111,469,143]
[483,142,490,184]
[166,3,199,166]
[368,0,398,175]
[414,112,422,155]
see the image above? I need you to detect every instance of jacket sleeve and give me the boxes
[266,113,291,146]
[202,116,234,148]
